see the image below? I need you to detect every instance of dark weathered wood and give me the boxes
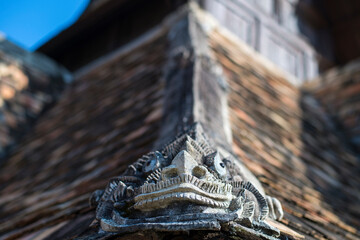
[200,0,319,82]
[154,10,231,150]
[37,0,186,71]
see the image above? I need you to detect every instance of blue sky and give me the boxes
[0,0,90,51]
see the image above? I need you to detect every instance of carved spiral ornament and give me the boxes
[90,124,283,237]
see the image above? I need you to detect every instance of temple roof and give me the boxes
[0,28,167,239]
[209,24,360,239]
[0,3,359,240]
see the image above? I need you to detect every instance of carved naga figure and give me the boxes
[90,123,283,237]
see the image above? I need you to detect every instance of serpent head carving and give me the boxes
[90,124,283,237]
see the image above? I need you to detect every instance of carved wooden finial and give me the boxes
[91,123,283,237]
[90,3,283,239]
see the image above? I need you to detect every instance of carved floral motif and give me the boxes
[90,123,283,237]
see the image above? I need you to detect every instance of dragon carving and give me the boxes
[90,123,283,237]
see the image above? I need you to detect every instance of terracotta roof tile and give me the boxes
[209,29,360,240]
[0,32,166,239]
